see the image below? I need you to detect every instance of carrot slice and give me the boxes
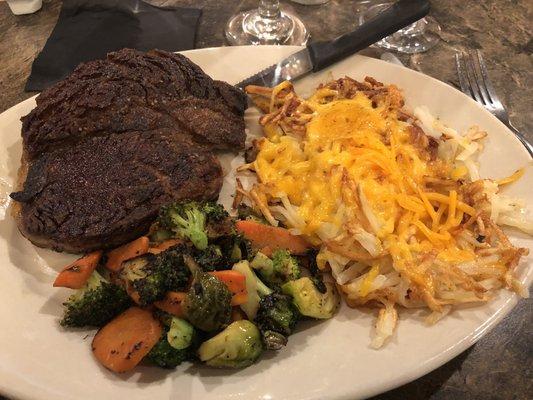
[128,289,141,305]
[53,251,103,289]
[231,291,248,306]
[153,291,187,317]
[92,307,162,373]
[106,237,149,272]
[209,270,246,294]
[236,220,310,255]
[259,246,273,258]
[208,271,247,306]
[147,239,183,254]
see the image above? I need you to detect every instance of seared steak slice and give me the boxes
[21,49,247,159]
[11,131,222,253]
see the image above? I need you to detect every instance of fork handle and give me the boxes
[506,122,533,158]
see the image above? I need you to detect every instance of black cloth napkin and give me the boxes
[26,0,201,91]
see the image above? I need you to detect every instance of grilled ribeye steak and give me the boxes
[21,48,247,159]
[10,49,246,253]
[11,131,222,253]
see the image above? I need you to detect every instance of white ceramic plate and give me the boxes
[0,46,531,400]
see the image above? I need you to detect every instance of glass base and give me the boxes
[358,3,441,54]
[225,8,309,46]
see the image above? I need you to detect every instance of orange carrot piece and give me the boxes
[231,291,248,306]
[92,307,162,373]
[147,239,183,254]
[209,271,247,306]
[128,289,141,305]
[53,251,103,289]
[259,246,273,257]
[153,292,187,317]
[106,237,149,272]
[236,220,310,255]
[209,270,246,295]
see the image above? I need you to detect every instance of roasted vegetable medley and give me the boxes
[53,201,340,373]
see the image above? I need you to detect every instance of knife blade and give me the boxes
[235,0,429,90]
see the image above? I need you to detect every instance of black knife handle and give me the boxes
[307,0,430,72]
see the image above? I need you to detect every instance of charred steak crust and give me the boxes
[11,132,222,253]
[11,49,245,253]
[21,49,247,159]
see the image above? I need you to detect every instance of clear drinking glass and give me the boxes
[356,1,441,54]
[225,0,309,45]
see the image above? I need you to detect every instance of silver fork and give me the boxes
[455,50,533,157]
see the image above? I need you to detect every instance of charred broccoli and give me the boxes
[254,293,300,350]
[146,316,196,368]
[251,250,301,286]
[120,245,190,306]
[182,271,232,331]
[157,201,233,250]
[61,270,131,327]
[147,334,189,368]
[191,234,254,272]
[191,244,225,271]
[215,234,255,263]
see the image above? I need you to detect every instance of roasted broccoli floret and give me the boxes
[182,271,232,331]
[157,201,233,250]
[198,320,263,368]
[147,334,189,368]
[203,204,235,239]
[251,250,300,287]
[254,293,300,350]
[192,234,254,272]
[146,316,196,368]
[61,270,131,327]
[191,244,225,271]
[120,246,190,306]
[216,234,255,263]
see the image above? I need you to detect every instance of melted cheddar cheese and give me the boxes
[253,91,477,264]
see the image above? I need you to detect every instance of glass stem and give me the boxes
[259,0,281,19]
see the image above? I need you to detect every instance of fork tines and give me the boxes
[454,50,503,109]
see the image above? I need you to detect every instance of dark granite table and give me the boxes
[0,1,531,399]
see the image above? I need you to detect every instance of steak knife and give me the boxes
[235,0,429,89]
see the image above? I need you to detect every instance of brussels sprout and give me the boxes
[182,271,232,331]
[255,293,300,350]
[198,320,263,368]
[282,277,340,319]
[250,251,272,271]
